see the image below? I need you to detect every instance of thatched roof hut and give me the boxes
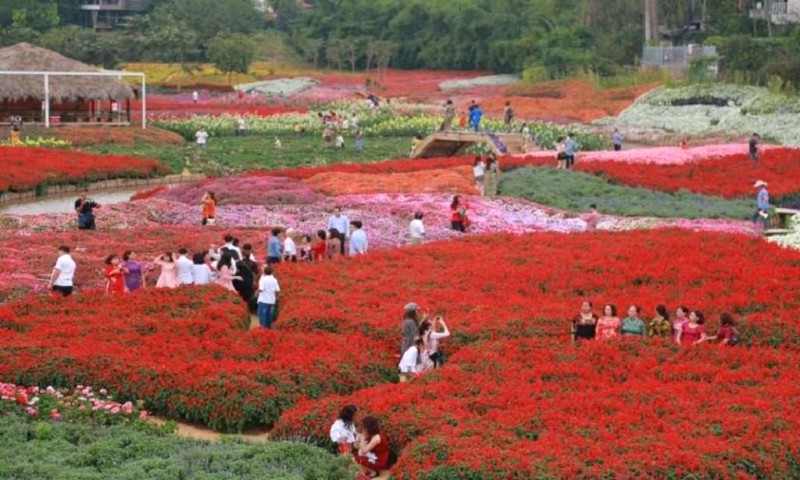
[0,43,134,102]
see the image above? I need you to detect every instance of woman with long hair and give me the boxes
[154,252,178,289]
[122,250,145,292]
[676,310,708,346]
[326,228,342,259]
[673,306,690,343]
[312,230,327,261]
[355,416,390,477]
[648,304,672,338]
[329,405,358,455]
[104,254,126,294]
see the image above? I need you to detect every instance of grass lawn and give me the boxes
[499,167,755,219]
[83,135,410,174]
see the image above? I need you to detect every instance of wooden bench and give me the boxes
[765,208,799,237]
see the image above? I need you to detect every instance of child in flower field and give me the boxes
[596,304,621,340]
[312,230,327,261]
[677,310,708,346]
[621,305,646,336]
[648,305,672,338]
[355,416,390,478]
[330,404,359,455]
[154,252,178,289]
[104,254,126,294]
[571,301,598,342]
[673,306,690,342]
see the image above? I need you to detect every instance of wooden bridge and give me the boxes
[411,131,531,158]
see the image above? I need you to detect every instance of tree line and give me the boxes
[0,0,797,86]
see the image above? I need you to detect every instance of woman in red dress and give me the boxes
[450,195,470,232]
[104,254,126,294]
[677,310,708,346]
[354,416,389,478]
[311,229,328,261]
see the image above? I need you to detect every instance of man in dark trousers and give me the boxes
[75,190,100,230]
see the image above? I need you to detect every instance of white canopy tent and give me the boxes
[0,70,146,129]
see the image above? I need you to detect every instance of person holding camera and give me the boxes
[419,315,450,372]
[75,190,100,230]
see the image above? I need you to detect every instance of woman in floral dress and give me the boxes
[596,304,621,340]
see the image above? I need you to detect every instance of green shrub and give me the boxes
[498,167,754,219]
[0,414,356,480]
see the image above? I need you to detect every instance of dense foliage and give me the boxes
[0,0,797,81]
[0,414,354,479]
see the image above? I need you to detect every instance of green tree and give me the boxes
[10,0,59,32]
[158,0,263,44]
[207,33,255,84]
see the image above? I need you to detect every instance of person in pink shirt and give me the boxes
[672,306,690,343]
[677,310,708,346]
[596,304,621,340]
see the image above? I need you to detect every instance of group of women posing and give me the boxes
[571,301,739,346]
[329,405,390,479]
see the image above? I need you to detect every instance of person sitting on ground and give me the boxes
[419,315,450,371]
[571,300,598,342]
[596,304,621,341]
[648,304,672,338]
[104,254,126,294]
[399,337,424,376]
[621,305,646,336]
[710,312,739,346]
[676,310,708,346]
[354,416,390,478]
[409,212,426,245]
[330,405,359,455]
[191,252,212,286]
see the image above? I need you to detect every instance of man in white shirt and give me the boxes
[257,266,280,329]
[349,221,368,255]
[283,228,298,262]
[176,248,194,285]
[327,207,350,255]
[49,245,76,296]
[196,128,208,149]
[409,212,426,245]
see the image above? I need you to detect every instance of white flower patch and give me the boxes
[234,78,318,97]
[439,74,520,91]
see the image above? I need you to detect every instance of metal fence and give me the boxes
[641,45,718,67]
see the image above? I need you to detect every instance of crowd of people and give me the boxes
[570,301,740,346]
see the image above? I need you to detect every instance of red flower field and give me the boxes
[0,147,170,193]
[576,146,800,199]
[1,230,799,477]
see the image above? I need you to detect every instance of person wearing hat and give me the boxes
[401,303,422,356]
[753,180,770,228]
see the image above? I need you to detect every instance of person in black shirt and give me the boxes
[233,243,258,313]
[75,190,100,230]
[749,133,760,161]
[571,300,598,343]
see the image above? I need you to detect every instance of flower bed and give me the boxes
[303,167,477,196]
[144,175,326,205]
[576,146,800,199]
[0,288,394,431]
[0,147,170,193]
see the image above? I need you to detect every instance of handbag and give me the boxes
[428,350,445,366]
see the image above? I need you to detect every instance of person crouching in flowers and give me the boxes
[676,310,708,346]
[329,405,359,455]
[354,416,390,478]
[450,195,470,232]
[571,300,598,342]
[399,337,424,381]
[154,252,178,289]
[596,304,621,340]
[648,304,672,338]
[104,254,126,294]
[621,305,646,336]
